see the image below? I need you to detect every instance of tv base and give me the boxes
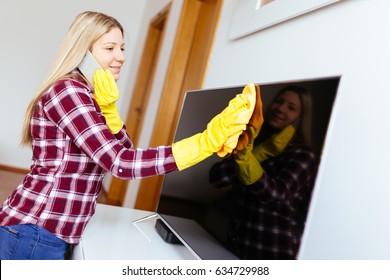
[155,218,183,245]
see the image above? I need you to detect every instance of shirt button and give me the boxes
[119,169,123,173]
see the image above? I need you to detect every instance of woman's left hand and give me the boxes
[93,69,124,133]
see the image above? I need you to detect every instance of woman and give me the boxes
[209,85,317,260]
[0,11,253,260]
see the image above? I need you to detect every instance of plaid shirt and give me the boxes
[209,140,316,259]
[0,74,178,244]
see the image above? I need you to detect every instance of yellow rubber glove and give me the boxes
[93,69,124,134]
[172,91,250,171]
[253,125,295,163]
[230,85,263,185]
[217,84,257,157]
[234,126,264,185]
[234,125,296,185]
[233,84,263,154]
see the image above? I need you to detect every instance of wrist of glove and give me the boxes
[93,69,124,134]
[234,148,264,185]
[172,87,253,171]
[234,126,257,157]
[232,126,264,185]
[98,103,124,134]
[233,124,295,185]
[253,124,295,163]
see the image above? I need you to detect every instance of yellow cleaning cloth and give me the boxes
[217,83,256,157]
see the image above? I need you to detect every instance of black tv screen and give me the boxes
[157,77,340,259]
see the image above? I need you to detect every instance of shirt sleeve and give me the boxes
[114,125,133,149]
[209,144,316,205]
[244,144,316,205]
[42,78,178,180]
[209,158,240,188]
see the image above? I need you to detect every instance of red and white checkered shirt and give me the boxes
[0,73,178,244]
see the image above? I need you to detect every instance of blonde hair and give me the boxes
[297,88,313,147]
[278,85,313,147]
[21,11,123,145]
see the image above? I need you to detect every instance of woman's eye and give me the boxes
[288,105,298,112]
[274,98,283,104]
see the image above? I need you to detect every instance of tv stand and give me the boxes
[71,204,195,260]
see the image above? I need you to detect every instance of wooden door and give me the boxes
[135,0,223,211]
[106,0,223,209]
[106,4,170,206]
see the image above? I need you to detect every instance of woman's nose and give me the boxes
[116,50,125,62]
[276,103,286,113]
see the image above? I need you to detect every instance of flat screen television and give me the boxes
[156,76,341,259]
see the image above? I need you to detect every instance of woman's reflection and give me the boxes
[209,85,317,259]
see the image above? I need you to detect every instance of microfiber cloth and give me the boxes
[217,83,256,157]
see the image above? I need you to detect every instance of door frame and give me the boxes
[106,4,171,206]
[135,0,223,211]
[107,0,223,209]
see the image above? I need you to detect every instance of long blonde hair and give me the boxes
[278,85,313,147]
[21,11,123,146]
[297,87,313,147]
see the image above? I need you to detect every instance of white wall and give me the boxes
[202,0,390,259]
[0,0,148,195]
[121,0,185,208]
[127,0,390,258]
[0,0,146,168]
[2,0,390,259]
[0,0,186,202]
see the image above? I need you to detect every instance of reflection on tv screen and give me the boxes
[158,77,340,260]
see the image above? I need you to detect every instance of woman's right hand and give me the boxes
[234,85,263,153]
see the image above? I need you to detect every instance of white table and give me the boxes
[72,203,196,260]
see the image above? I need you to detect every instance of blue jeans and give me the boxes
[0,224,69,260]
